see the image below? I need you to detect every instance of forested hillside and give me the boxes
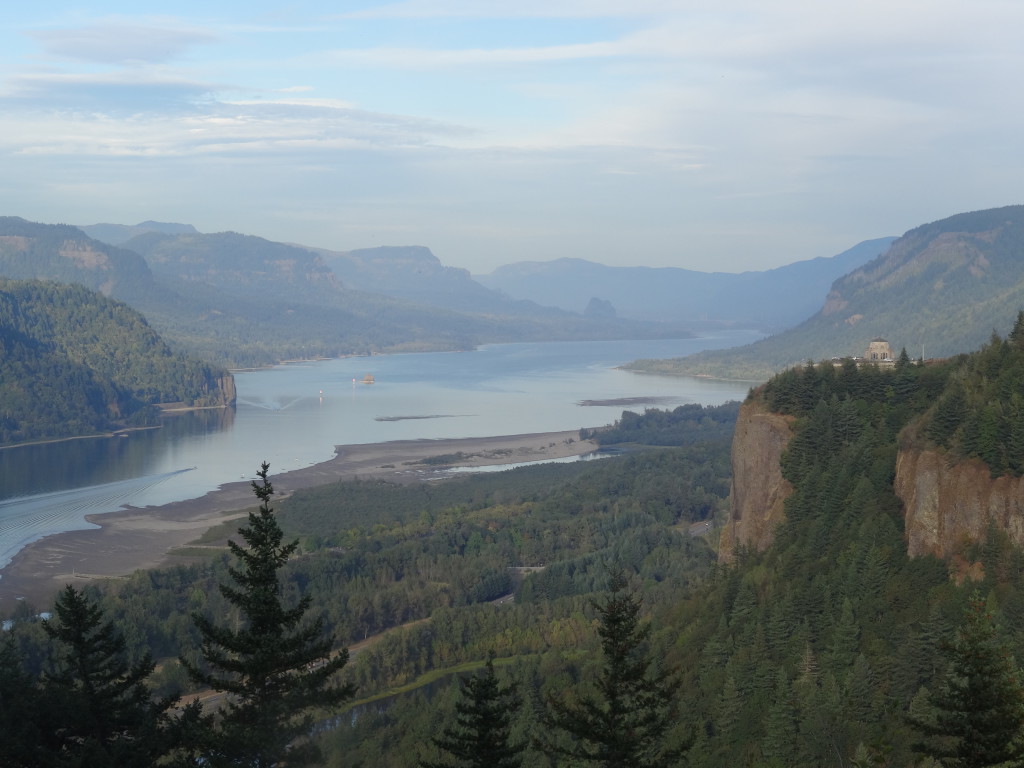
[0,279,232,446]
[628,205,1024,379]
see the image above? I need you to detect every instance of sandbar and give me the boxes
[0,430,596,609]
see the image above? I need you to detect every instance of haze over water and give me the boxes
[0,333,760,569]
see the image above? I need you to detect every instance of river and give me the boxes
[0,332,761,568]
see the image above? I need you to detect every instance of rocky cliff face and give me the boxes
[719,400,795,563]
[895,448,1024,558]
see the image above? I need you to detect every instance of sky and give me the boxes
[1,1,1023,274]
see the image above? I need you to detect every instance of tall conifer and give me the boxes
[538,569,686,768]
[183,462,355,767]
[41,585,183,767]
[420,653,525,768]
[910,595,1024,768]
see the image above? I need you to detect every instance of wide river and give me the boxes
[0,332,760,568]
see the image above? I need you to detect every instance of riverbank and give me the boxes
[0,430,596,609]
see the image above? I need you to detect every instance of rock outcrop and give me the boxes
[895,448,1024,558]
[719,400,795,563]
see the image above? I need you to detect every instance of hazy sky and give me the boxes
[2,2,1022,273]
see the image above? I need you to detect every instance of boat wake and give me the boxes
[236,397,304,411]
[0,468,193,571]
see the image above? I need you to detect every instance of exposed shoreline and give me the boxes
[0,430,596,608]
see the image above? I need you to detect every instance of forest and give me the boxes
[0,279,232,446]
[7,317,1024,765]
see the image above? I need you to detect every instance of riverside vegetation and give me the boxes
[9,316,1024,765]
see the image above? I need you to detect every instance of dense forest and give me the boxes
[9,317,1024,765]
[0,279,232,446]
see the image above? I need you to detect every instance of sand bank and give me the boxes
[0,430,595,608]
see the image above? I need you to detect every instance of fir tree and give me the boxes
[183,461,356,767]
[910,595,1024,768]
[0,632,45,767]
[420,653,525,768]
[538,569,686,768]
[40,584,182,767]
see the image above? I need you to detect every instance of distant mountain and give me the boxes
[0,217,163,303]
[311,244,557,316]
[627,205,1024,379]
[476,239,895,330]
[79,220,200,247]
[0,279,233,446]
[124,230,346,306]
[0,219,692,367]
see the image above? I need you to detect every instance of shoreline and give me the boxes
[0,430,597,608]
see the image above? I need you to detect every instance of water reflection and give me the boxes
[0,408,234,501]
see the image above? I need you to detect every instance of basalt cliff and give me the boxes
[723,397,1024,565]
[894,448,1024,559]
[719,400,794,563]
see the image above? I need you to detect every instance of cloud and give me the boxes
[28,19,217,65]
[2,70,220,111]
[0,97,474,159]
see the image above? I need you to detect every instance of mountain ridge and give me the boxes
[626,205,1024,379]
[476,238,895,329]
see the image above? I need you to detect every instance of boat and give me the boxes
[361,374,375,384]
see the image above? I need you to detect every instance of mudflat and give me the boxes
[0,430,595,608]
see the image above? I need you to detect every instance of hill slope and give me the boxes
[0,279,233,446]
[476,238,894,329]
[628,205,1024,379]
[312,244,550,316]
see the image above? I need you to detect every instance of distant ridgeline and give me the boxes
[0,217,695,368]
[626,204,1024,380]
[0,279,233,446]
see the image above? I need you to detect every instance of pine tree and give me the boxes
[183,462,356,767]
[40,584,182,767]
[420,653,525,768]
[538,570,686,768]
[910,594,1024,768]
[761,669,797,767]
[0,632,45,767]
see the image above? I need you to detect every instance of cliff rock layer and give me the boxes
[720,401,794,563]
[895,448,1024,558]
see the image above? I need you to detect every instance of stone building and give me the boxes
[864,338,894,363]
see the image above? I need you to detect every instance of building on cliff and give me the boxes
[831,337,898,369]
[863,337,894,363]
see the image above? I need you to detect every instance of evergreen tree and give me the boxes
[420,653,525,768]
[910,595,1024,768]
[40,584,181,767]
[183,462,356,767]
[538,570,686,768]
[0,631,45,767]
[761,669,797,767]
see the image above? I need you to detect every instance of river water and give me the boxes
[0,332,760,568]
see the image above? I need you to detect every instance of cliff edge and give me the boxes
[719,400,795,563]
[895,447,1024,559]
